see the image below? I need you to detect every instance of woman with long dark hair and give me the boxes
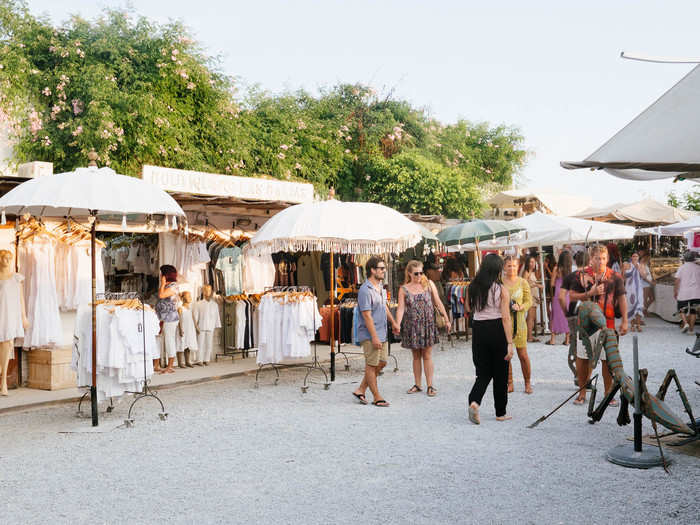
[155,264,180,374]
[467,254,514,424]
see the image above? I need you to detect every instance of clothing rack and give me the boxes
[76,291,167,426]
[256,286,330,393]
[445,280,470,346]
[216,294,260,362]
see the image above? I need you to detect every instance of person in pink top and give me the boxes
[674,251,700,334]
[467,254,514,424]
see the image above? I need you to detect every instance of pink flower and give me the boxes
[280,144,289,150]
[42,87,51,96]
[71,99,83,115]
[171,49,179,55]
[72,125,83,136]
[277,153,286,160]
[294,162,302,170]
[41,136,51,146]
[186,82,195,90]
[344,149,350,154]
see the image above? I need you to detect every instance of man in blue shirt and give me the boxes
[352,257,399,407]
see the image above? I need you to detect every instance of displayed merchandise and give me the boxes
[242,250,276,294]
[193,285,221,364]
[0,249,27,396]
[178,301,199,364]
[215,245,243,295]
[72,302,160,401]
[256,290,322,365]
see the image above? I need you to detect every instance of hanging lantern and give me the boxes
[1,209,5,226]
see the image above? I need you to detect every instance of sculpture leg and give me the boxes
[567,317,578,384]
[656,369,698,435]
[0,340,12,396]
[588,381,621,423]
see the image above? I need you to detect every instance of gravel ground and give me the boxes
[1,316,698,525]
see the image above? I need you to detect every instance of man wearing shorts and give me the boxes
[674,251,700,334]
[561,245,627,404]
[352,256,399,407]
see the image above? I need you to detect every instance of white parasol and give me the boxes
[0,165,185,426]
[246,199,422,380]
[246,199,422,255]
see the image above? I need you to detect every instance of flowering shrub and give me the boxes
[0,2,526,217]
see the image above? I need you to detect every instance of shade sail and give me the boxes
[436,219,522,246]
[0,166,185,218]
[573,198,695,225]
[449,212,635,251]
[561,65,700,180]
[246,199,422,255]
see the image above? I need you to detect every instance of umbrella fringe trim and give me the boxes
[244,237,420,256]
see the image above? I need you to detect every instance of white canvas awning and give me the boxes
[561,65,700,180]
[573,197,695,225]
[487,189,591,216]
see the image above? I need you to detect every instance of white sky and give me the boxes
[27,0,700,206]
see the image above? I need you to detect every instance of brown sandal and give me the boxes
[427,386,437,397]
[407,385,422,394]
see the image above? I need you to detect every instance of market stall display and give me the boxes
[247,198,422,381]
[0,164,185,426]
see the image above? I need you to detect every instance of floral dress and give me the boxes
[505,277,531,348]
[400,285,439,350]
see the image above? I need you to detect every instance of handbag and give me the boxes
[435,304,446,329]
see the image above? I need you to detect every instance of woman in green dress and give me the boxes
[503,255,533,393]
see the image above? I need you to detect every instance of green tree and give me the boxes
[668,187,700,212]
[0,2,527,218]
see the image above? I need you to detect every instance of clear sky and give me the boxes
[26,0,700,207]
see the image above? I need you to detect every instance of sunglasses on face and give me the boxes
[413,271,423,276]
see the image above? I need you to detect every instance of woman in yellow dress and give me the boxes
[503,255,533,393]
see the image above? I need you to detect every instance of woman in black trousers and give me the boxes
[468,254,514,424]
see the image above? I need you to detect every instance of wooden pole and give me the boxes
[90,214,99,427]
[329,249,335,381]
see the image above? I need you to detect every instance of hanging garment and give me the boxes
[0,273,25,342]
[215,246,243,295]
[193,298,221,331]
[242,251,276,294]
[72,304,160,401]
[20,237,62,347]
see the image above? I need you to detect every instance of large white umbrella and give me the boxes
[247,199,422,379]
[0,165,185,426]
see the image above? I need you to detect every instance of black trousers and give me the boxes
[468,318,509,417]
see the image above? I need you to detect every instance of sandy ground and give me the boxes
[0,316,698,524]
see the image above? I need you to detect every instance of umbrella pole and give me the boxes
[329,250,335,382]
[539,246,550,335]
[90,215,98,427]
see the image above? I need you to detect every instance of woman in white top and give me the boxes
[467,254,514,424]
[674,251,700,334]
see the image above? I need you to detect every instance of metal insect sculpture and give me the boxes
[576,301,698,441]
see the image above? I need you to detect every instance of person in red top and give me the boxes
[561,245,628,404]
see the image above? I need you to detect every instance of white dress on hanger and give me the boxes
[0,273,25,342]
[22,237,62,347]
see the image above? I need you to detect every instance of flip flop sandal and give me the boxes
[373,399,390,407]
[427,386,437,397]
[468,404,480,424]
[352,392,368,405]
[573,398,586,405]
[407,385,423,394]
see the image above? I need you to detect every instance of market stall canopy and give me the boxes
[417,224,440,243]
[0,166,185,220]
[245,199,422,255]
[573,197,695,225]
[448,212,635,251]
[436,219,522,246]
[561,65,700,180]
[487,189,592,217]
[660,215,700,235]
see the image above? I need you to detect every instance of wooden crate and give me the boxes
[27,347,76,390]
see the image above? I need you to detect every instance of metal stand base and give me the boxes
[606,443,668,469]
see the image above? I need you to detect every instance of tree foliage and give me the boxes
[0,1,527,218]
[668,187,700,212]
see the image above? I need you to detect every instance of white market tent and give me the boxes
[449,212,636,333]
[561,65,700,181]
[660,215,700,235]
[573,197,695,225]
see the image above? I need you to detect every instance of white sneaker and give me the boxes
[681,322,689,333]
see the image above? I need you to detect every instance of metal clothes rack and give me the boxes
[255,286,330,393]
[216,298,257,362]
[76,292,167,426]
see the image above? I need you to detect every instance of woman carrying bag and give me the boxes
[396,260,450,397]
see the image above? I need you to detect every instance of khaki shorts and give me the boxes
[361,340,389,367]
[576,330,607,361]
